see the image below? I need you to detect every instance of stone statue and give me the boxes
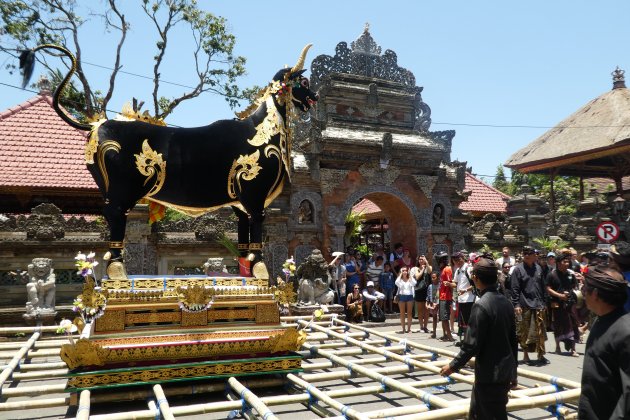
[297,200,313,224]
[295,249,334,305]
[25,257,56,314]
[433,204,445,226]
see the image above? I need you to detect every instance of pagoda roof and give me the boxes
[0,93,97,191]
[505,69,630,176]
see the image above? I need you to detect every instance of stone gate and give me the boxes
[263,27,468,279]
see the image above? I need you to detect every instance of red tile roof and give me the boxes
[352,173,510,217]
[0,93,97,190]
[459,172,510,213]
[353,198,382,216]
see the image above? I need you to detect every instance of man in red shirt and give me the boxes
[437,251,456,341]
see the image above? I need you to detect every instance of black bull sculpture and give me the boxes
[20,44,318,277]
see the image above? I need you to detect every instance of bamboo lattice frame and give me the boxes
[0,316,580,419]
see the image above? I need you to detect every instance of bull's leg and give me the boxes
[103,200,132,262]
[248,207,266,264]
[231,206,250,257]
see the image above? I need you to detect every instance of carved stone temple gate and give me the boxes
[263,27,468,279]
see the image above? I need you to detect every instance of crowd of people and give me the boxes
[325,241,630,419]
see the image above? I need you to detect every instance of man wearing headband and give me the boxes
[545,249,579,357]
[441,254,518,419]
[511,245,549,366]
[578,265,630,419]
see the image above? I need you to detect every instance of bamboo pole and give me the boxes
[299,320,475,386]
[152,384,175,420]
[12,368,68,380]
[0,383,67,398]
[393,388,581,420]
[228,377,279,420]
[76,390,91,420]
[302,338,452,409]
[4,361,67,371]
[287,373,370,420]
[0,326,57,335]
[0,397,70,411]
[0,331,40,390]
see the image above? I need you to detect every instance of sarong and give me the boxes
[518,307,547,356]
[552,305,577,346]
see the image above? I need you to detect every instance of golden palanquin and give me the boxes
[60,275,302,391]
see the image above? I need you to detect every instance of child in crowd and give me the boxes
[426,271,440,338]
[379,262,396,314]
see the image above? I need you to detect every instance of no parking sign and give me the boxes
[596,221,620,243]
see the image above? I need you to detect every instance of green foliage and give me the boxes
[344,211,365,248]
[532,237,569,253]
[492,165,510,194]
[479,244,501,260]
[1,1,251,121]
[216,232,239,258]
[506,170,581,216]
[162,207,191,222]
[355,244,369,257]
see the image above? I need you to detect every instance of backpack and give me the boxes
[370,303,386,322]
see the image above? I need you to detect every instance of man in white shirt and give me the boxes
[496,247,516,269]
[362,281,385,320]
[453,252,476,347]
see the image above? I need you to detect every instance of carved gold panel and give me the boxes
[126,311,181,325]
[66,357,302,390]
[207,308,255,322]
[181,310,208,327]
[95,310,126,332]
[256,303,280,324]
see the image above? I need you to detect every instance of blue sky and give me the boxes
[1,1,629,183]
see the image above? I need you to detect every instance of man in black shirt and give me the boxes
[511,246,548,366]
[579,264,630,419]
[441,254,518,420]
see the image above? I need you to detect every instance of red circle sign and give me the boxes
[596,221,620,243]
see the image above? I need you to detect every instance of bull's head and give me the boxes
[273,44,319,112]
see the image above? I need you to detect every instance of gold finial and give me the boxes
[364,22,370,33]
[612,66,626,89]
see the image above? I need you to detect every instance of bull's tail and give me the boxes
[19,44,91,131]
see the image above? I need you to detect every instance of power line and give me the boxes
[82,60,198,90]
[3,79,630,131]
[0,81,182,128]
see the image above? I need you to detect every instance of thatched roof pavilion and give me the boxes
[505,68,630,195]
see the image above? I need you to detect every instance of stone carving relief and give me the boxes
[358,162,400,186]
[311,27,416,92]
[320,168,350,195]
[380,132,393,169]
[265,243,288,284]
[297,200,314,224]
[468,213,520,243]
[24,203,65,240]
[291,191,322,226]
[413,175,438,200]
[413,88,432,132]
[432,204,445,226]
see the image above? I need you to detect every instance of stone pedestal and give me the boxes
[289,303,345,318]
[23,310,57,326]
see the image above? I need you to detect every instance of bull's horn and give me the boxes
[290,44,312,74]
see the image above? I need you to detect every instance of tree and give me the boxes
[507,170,581,216]
[492,165,510,194]
[1,0,249,121]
